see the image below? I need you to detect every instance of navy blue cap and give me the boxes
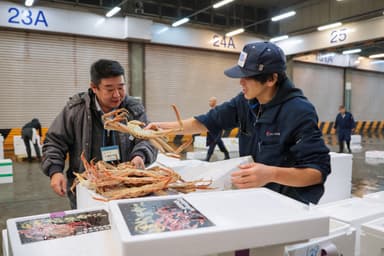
[224,41,286,78]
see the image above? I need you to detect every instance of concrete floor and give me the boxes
[1,134,384,256]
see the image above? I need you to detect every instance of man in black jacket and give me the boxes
[21,118,42,162]
[205,96,230,161]
[42,59,157,209]
[334,105,355,153]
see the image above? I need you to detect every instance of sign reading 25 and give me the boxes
[7,7,48,27]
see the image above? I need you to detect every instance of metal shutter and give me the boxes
[0,29,128,128]
[347,69,384,121]
[144,44,239,122]
[292,62,344,121]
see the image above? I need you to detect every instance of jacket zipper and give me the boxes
[253,104,263,153]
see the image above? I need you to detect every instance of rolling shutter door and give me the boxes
[348,69,384,120]
[292,61,344,121]
[0,29,128,128]
[144,44,239,122]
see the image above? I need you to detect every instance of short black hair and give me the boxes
[249,72,287,85]
[90,59,125,86]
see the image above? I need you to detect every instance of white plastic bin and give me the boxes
[285,218,356,256]
[360,216,384,256]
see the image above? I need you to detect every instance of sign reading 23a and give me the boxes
[7,7,48,27]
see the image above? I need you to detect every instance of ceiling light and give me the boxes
[106,6,121,18]
[342,49,361,55]
[317,22,342,31]
[270,35,289,42]
[25,0,34,7]
[271,11,296,22]
[172,17,190,27]
[369,53,384,59]
[213,0,235,9]
[371,60,384,64]
[225,28,244,37]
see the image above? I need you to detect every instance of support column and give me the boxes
[128,42,145,104]
[345,81,352,112]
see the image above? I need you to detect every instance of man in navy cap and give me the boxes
[147,41,330,204]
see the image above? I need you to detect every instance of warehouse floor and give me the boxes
[1,134,384,256]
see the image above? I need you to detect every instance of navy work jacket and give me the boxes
[195,78,330,204]
[334,111,355,141]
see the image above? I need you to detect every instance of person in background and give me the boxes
[21,118,42,162]
[42,59,158,209]
[334,105,355,153]
[146,41,330,205]
[205,96,230,161]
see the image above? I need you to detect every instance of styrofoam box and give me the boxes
[6,207,117,256]
[0,159,13,184]
[319,153,352,204]
[360,216,384,256]
[13,135,42,158]
[350,135,362,153]
[365,150,384,165]
[2,229,9,256]
[77,156,254,209]
[109,188,329,256]
[314,197,384,256]
[208,244,286,256]
[363,191,384,203]
[285,218,356,256]
[186,150,240,161]
[76,183,107,209]
[193,136,239,152]
[0,134,4,159]
[174,155,254,190]
[365,150,384,159]
[351,135,361,145]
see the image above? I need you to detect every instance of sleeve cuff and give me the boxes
[48,164,64,178]
[131,152,146,163]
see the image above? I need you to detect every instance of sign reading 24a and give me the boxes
[7,7,48,27]
[212,35,236,49]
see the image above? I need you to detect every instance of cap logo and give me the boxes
[238,51,247,67]
[258,64,264,71]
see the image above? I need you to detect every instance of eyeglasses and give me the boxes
[98,85,126,95]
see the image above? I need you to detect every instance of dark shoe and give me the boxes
[28,158,33,163]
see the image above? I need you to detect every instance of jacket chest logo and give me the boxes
[265,130,280,136]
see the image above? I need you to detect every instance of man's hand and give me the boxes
[144,122,161,131]
[231,163,274,189]
[50,172,67,196]
[131,156,145,169]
